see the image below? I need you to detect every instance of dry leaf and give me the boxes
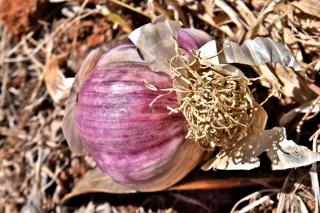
[201,152,260,171]
[129,19,181,74]
[43,54,74,103]
[203,127,320,171]
[62,168,286,203]
[234,0,256,26]
[20,185,41,213]
[292,0,320,19]
[267,139,320,170]
[279,98,320,125]
[62,168,137,203]
[215,0,245,42]
[296,195,310,213]
[253,65,282,96]
[97,5,132,33]
[219,37,303,71]
[198,40,219,65]
[274,64,317,103]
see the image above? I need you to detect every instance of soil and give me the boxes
[0,0,48,35]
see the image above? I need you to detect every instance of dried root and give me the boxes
[170,49,256,149]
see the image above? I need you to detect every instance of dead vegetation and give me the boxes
[0,0,319,212]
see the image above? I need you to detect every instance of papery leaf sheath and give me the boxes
[62,48,102,154]
[219,37,303,71]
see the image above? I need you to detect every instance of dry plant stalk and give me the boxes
[168,48,256,149]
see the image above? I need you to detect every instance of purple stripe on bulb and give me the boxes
[77,62,187,183]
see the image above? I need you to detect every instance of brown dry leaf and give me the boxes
[169,175,285,191]
[251,0,267,10]
[62,168,286,203]
[246,0,284,39]
[198,13,236,39]
[279,98,320,125]
[215,0,245,42]
[97,5,133,33]
[62,168,137,203]
[197,0,245,42]
[274,64,317,103]
[43,54,74,104]
[292,0,320,19]
[234,0,256,27]
[202,0,215,17]
[254,65,282,94]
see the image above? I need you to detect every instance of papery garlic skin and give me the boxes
[73,29,211,191]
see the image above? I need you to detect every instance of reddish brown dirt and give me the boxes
[0,0,48,35]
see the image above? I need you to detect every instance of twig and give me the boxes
[32,9,98,55]
[109,0,152,18]
[276,170,293,213]
[296,96,320,144]
[215,0,245,42]
[246,0,284,39]
[309,127,320,212]
[165,0,189,27]
[0,27,9,120]
[231,189,279,212]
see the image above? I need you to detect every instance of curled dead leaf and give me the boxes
[219,37,303,71]
[203,127,320,171]
[43,54,74,104]
[267,138,320,170]
[292,0,320,19]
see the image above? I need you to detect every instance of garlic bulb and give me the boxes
[63,29,212,191]
[64,19,320,192]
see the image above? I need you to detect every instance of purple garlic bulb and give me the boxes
[63,28,212,191]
